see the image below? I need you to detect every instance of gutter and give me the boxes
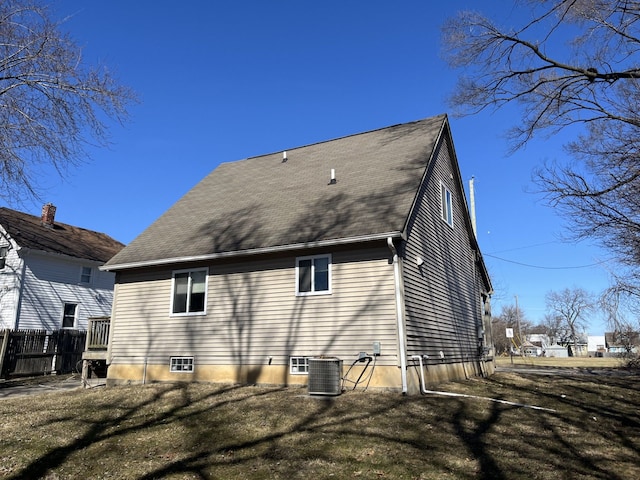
[101,231,404,271]
[387,237,408,394]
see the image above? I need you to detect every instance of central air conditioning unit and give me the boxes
[308,357,343,396]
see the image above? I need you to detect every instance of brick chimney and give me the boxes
[41,203,56,228]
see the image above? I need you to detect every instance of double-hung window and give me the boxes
[80,266,92,284]
[62,303,78,328]
[440,182,454,228]
[171,268,208,315]
[296,254,331,295]
[0,246,7,269]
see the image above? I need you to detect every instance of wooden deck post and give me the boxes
[81,359,89,387]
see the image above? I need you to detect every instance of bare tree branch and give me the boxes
[443,0,640,306]
[0,0,137,204]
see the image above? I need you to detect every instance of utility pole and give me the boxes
[469,177,477,238]
[515,295,523,356]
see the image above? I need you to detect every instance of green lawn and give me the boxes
[0,368,638,479]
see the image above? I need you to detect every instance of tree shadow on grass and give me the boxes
[8,369,639,479]
[9,383,248,479]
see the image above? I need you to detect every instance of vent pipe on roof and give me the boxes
[329,168,336,185]
[41,203,56,228]
[282,151,287,163]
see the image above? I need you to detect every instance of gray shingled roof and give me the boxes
[105,115,448,269]
[0,207,124,263]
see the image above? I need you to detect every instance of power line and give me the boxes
[487,241,559,255]
[483,253,610,270]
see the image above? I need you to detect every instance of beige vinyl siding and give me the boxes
[402,135,484,364]
[109,246,398,368]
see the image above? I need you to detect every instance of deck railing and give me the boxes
[86,317,110,350]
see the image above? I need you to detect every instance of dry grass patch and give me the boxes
[0,369,638,479]
[495,355,625,369]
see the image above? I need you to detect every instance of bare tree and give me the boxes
[600,287,640,355]
[545,287,593,355]
[492,304,531,354]
[541,313,567,346]
[0,0,136,204]
[442,1,640,300]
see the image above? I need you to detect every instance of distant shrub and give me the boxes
[624,356,640,370]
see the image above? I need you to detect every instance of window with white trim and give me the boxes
[62,303,77,328]
[290,356,310,375]
[170,356,194,373]
[80,266,92,284]
[296,254,331,295]
[171,268,208,315]
[440,182,454,228]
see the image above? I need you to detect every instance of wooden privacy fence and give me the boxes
[0,329,86,378]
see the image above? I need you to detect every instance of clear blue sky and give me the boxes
[14,1,613,333]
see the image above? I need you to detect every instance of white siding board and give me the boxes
[17,253,115,330]
[0,247,22,329]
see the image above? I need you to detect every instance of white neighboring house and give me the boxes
[527,334,551,356]
[588,335,606,356]
[0,204,124,331]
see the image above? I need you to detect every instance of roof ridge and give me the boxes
[0,206,119,238]
[223,114,448,165]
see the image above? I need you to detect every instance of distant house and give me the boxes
[587,335,606,357]
[527,333,551,356]
[0,204,124,331]
[521,340,539,357]
[102,115,494,394]
[545,344,569,358]
[605,331,639,355]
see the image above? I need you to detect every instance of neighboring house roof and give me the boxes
[105,115,484,274]
[0,207,124,263]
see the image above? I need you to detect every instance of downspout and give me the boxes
[387,237,408,394]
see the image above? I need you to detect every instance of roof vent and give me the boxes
[329,168,336,185]
[41,203,56,228]
[282,151,287,163]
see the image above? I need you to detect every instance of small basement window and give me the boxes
[170,357,194,373]
[290,356,310,375]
